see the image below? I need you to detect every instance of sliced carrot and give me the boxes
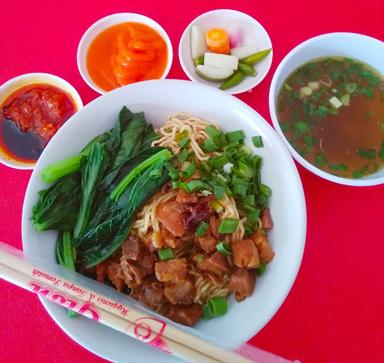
[206,28,230,54]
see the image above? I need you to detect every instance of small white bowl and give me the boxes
[178,9,273,95]
[269,32,384,186]
[0,72,83,170]
[77,13,173,94]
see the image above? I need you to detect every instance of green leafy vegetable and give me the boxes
[56,231,77,317]
[33,107,172,269]
[73,143,105,240]
[100,108,148,189]
[76,155,171,268]
[111,149,172,201]
[32,174,81,232]
[41,154,85,184]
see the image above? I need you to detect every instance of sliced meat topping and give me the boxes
[136,252,156,276]
[157,201,187,237]
[184,201,212,230]
[96,261,108,283]
[164,279,194,305]
[232,239,260,269]
[228,268,256,302]
[261,208,273,229]
[106,262,126,292]
[196,251,231,276]
[196,233,217,254]
[122,236,142,261]
[154,258,187,282]
[138,283,165,310]
[120,259,144,287]
[251,231,275,263]
[176,188,198,204]
[167,304,202,326]
[209,215,219,239]
[160,228,183,249]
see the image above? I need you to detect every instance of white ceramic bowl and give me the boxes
[77,13,173,94]
[269,32,384,186]
[0,73,83,170]
[179,9,273,95]
[22,80,306,362]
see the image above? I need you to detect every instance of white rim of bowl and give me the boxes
[77,13,173,95]
[0,72,83,170]
[269,32,384,186]
[178,8,273,95]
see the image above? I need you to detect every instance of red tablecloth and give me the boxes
[0,1,383,362]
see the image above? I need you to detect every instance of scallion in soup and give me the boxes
[277,57,384,178]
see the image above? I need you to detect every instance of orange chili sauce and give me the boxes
[0,83,77,164]
[86,22,168,92]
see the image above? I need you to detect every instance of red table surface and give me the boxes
[0,1,383,362]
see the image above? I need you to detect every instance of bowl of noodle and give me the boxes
[22,79,306,362]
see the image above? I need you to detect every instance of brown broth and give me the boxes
[277,57,384,178]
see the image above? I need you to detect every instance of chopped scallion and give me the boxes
[178,137,190,148]
[208,297,227,316]
[211,200,224,213]
[177,148,189,163]
[345,83,357,93]
[203,303,213,319]
[213,185,225,199]
[233,181,248,197]
[204,137,220,152]
[158,248,174,261]
[252,135,264,148]
[205,125,221,138]
[216,241,232,256]
[196,221,209,237]
[259,184,272,198]
[210,154,229,170]
[182,161,196,178]
[245,195,255,206]
[257,262,266,276]
[187,180,206,192]
[172,180,180,189]
[246,208,261,223]
[352,170,363,179]
[203,297,228,319]
[329,164,348,171]
[225,130,245,143]
[234,160,253,179]
[295,121,310,134]
[340,93,350,106]
[218,218,239,234]
[165,162,179,180]
[357,148,376,160]
[315,153,326,167]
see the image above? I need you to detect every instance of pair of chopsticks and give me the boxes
[0,242,254,363]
